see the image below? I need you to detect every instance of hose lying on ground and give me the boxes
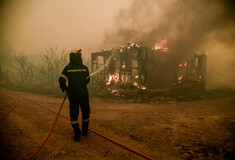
[0,94,18,121]
[15,93,154,160]
[26,93,67,160]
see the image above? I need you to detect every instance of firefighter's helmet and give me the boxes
[70,49,82,56]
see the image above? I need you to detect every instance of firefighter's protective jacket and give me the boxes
[59,54,90,97]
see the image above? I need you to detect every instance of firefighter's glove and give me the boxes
[61,86,68,93]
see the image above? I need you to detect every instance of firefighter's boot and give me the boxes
[82,121,89,136]
[72,124,81,141]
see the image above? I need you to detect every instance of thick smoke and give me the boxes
[102,0,235,89]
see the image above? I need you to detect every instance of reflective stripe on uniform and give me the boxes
[67,69,86,72]
[60,74,67,79]
[82,118,89,122]
[71,120,79,124]
[86,75,90,79]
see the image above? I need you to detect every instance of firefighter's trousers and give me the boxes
[68,95,90,136]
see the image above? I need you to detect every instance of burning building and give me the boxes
[91,43,206,93]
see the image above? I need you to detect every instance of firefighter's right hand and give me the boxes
[61,86,68,93]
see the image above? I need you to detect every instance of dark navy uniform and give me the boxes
[59,52,90,141]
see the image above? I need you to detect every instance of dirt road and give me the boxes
[0,88,234,160]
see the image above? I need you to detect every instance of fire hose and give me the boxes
[4,93,154,160]
[0,94,18,121]
[26,93,67,160]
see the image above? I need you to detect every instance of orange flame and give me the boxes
[178,76,183,81]
[141,86,146,90]
[154,39,169,52]
[106,74,120,85]
[122,62,126,69]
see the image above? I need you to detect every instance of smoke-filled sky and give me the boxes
[102,0,235,89]
[0,0,131,55]
[1,0,235,89]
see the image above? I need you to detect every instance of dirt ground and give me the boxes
[0,88,234,160]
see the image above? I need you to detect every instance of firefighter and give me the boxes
[59,49,90,141]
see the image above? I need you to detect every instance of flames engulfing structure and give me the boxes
[91,43,206,91]
[102,0,235,89]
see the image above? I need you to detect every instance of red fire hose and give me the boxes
[0,94,18,121]
[26,93,67,160]
[14,94,154,160]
